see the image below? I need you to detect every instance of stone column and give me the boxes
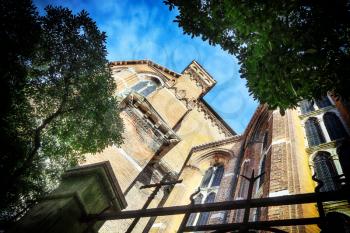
[317,115,331,142]
[11,161,127,233]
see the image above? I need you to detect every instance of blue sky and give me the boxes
[34,0,258,134]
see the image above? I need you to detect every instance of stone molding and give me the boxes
[120,92,180,146]
[243,104,270,147]
[109,60,181,78]
[196,101,235,137]
[243,105,268,136]
[191,136,242,153]
[305,139,344,154]
[182,61,216,94]
[298,105,335,119]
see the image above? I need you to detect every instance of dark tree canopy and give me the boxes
[164,0,350,112]
[0,1,124,225]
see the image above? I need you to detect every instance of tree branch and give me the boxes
[8,78,71,187]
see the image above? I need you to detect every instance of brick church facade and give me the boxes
[82,60,350,232]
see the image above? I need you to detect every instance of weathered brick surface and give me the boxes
[82,61,329,233]
[83,61,237,233]
[230,107,320,233]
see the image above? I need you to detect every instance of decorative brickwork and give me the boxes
[83,60,237,233]
[83,60,349,233]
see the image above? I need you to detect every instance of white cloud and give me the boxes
[33,0,258,133]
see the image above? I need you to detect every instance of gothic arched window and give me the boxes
[323,112,348,141]
[212,165,224,186]
[200,165,225,188]
[305,117,326,147]
[313,151,338,192]
[200,167,213,188]
[197,192,216,225]
[186,194,203,226]
[299,100,315,114]
[315,96,332,109]
[131,79,159,96]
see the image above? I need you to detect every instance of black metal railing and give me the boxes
[83,171,350,233]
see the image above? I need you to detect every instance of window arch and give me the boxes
[212,165,224,186]
[315,96,332,109]
[323,112,348,141]
[190,164,224,226]
[299,100,315,114]
[313,151,339,192]
[131,78,159,96]
[197,192,216,225]
[186,194,203,226]
[305,117,326,147]
[200,165,225,188]
[200,167,213,188]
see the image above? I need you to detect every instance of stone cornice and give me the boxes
[298,105,335,120]
[109,60,181,78]
[182,60,216,84]
[306,138,345,154]
[120,92,180,145]
[196,101,236,137]
[65,161,127,210]
[191,135,242,153]
[182,61,216,94]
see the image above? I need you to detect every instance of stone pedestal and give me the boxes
[11,161,127,233]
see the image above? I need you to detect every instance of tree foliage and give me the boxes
[164,0,350,112]
[0,1,123,225]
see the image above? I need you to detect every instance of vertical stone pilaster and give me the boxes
[318,116,331,142]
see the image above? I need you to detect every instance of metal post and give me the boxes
[177,188,201,233]
[125,175,182,233]
[126,185,161,233]
[312,174,326,231]
[240,170,264,233]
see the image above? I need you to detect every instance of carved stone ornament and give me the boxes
[176,89,186,99]
[187,99,197,110]
[167,79,176,87]
[196,102,233,137]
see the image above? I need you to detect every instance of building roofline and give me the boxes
[199,97,237,136]
[242,104,266,136]
[109,60,181,78]
[181,60,214,80]
[181,60,216,84]
[110,59,236,136]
